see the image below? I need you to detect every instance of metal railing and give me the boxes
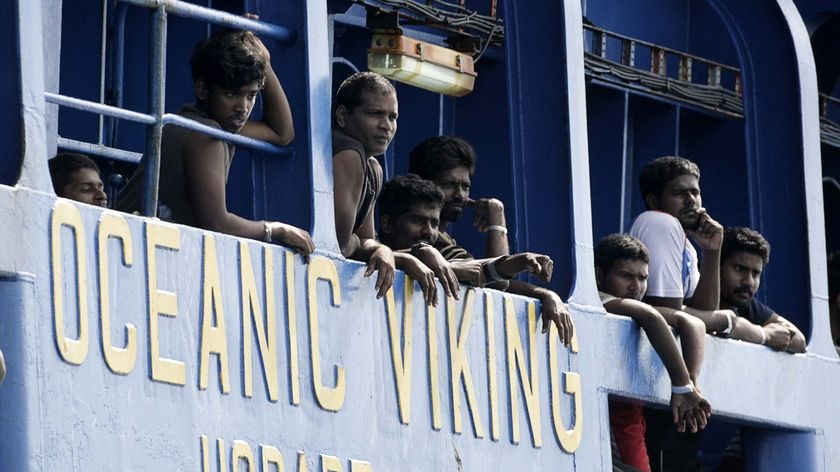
[582,24,743,116]
[49,0,297,216]
[820,93,840,148]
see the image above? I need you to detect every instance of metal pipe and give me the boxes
[117,0,296,43]
[44,95,291,155]
[56,137,143,164]
[98,0,109,145]
[45,92,156,125]
[141,5,167,218]
[107,2,130,147]
[162,114,292,155]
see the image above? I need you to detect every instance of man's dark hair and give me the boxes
[48,153,100,195]
[638,156,701,207]
[408,135,477,179]
[828,251,840,302]
[721,227,771,266]
[379,174,445,221]
[594,233,650,272]
[191,29,266,90]
[334,71,396,119]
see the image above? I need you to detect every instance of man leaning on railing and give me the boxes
[117,27,313,257]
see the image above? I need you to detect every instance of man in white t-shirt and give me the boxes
[629,156,723,313]
[628,156,723,472]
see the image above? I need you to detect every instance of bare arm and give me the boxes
[393,252,437,306]
[467,198,509,257]
[448,260,486,287]
[353,211,395,298]
[644,296,684,310]
[507,281,573,346]
[684,209,723,310]
[183,134,313,256]
[766,314,806,353]
[679,306,734,333]
[185,134,264,239]
[409,245,460,299]
[333,149,365,258]
[495,252,553,282]
[605,299,692,387]
[656,307,707,385]
[605,298,710,432]
[240,36,294,146]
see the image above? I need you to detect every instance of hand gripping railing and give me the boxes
[48,0,297,217]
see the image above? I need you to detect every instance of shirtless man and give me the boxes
[331,71,400,298]
[119,29,313,256]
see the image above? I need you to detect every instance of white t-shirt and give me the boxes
[629,211,699,299]
[599,291,618,304]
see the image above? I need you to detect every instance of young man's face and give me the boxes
[649,174,702,230]
[597,258,648,301]
[720,250,764,309]
[198,81,260,133]
[337,91,398,156]
[61,168,107,207]
[429,165,471,224]
[382,203,441,250]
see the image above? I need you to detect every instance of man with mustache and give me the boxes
[408,136,573,346]
[630,156,724,314]
[119,29,313,258]
[378,174,557,305]
[718,227,805,352]
[629,156,724,472]
[331,71,404,300]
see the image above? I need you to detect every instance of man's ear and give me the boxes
[595,267,604,286]
[834,293,840,312]
[644,193,658,210]
[335,105,349,129]
[195,79,209,101]
[380,214,392,235]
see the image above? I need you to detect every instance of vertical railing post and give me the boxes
[679,56,692,82]
[651,47,666,76]
[820,94,828,118]
[621,40,635,67]
[708,64,722,88]
[593,30,607,58]
[141,4,167,217]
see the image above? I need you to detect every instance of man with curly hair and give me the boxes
[119,28,312,256]
[378,174,557,306]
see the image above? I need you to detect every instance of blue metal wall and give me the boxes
[1,0,839,470]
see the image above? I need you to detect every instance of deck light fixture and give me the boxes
[368,33,477,97]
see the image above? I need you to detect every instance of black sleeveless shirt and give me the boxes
[332,130,382,232]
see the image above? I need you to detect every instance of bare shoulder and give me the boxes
[333,149,365,201]
[334,149,365,173]
[181,131,226,161]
